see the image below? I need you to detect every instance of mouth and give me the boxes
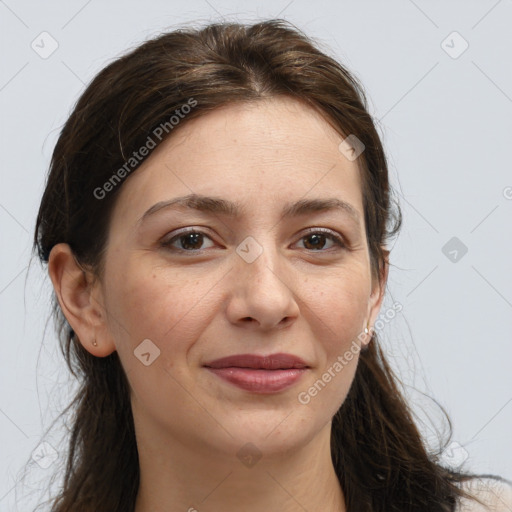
[203,353,310,393]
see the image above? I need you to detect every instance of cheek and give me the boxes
[103,259,213,365]
[306,268,370,345]
[297,269,369,409]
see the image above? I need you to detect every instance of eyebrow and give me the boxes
[138,193,361,226]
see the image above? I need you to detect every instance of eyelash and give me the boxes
[160,227,346,254]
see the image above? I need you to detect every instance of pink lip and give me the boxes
[203,353,309,370]
[203,353,310,394]
[206,368,308,393]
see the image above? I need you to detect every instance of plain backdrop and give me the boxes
[1,0,511,509]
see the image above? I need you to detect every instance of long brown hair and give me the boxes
[33,18,493,511]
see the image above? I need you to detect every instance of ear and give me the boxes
[48,243,116,357]
[363,248,390,346]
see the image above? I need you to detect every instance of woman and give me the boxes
[33,18,511,511]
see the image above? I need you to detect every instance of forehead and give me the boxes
[162,96,350,163]
[110,96,365,227]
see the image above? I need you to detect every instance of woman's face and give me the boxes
[96,96,386,459]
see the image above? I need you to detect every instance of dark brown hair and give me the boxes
[33,18,493,511]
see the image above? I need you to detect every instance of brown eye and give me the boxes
[296,229,345,252]
[161,229,215,252]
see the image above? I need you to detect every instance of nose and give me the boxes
[225,242,300,331]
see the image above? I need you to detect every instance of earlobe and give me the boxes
[47,243,115,357]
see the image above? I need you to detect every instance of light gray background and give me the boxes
[1,0,511,509]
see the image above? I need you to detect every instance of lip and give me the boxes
[203,353,310,394]
[203,353,309,370]
[205,367,308,393]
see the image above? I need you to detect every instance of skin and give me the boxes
[49,96,389,512]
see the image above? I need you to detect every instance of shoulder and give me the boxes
[456,477,512,512]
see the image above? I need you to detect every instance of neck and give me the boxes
[133,420,346,512]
